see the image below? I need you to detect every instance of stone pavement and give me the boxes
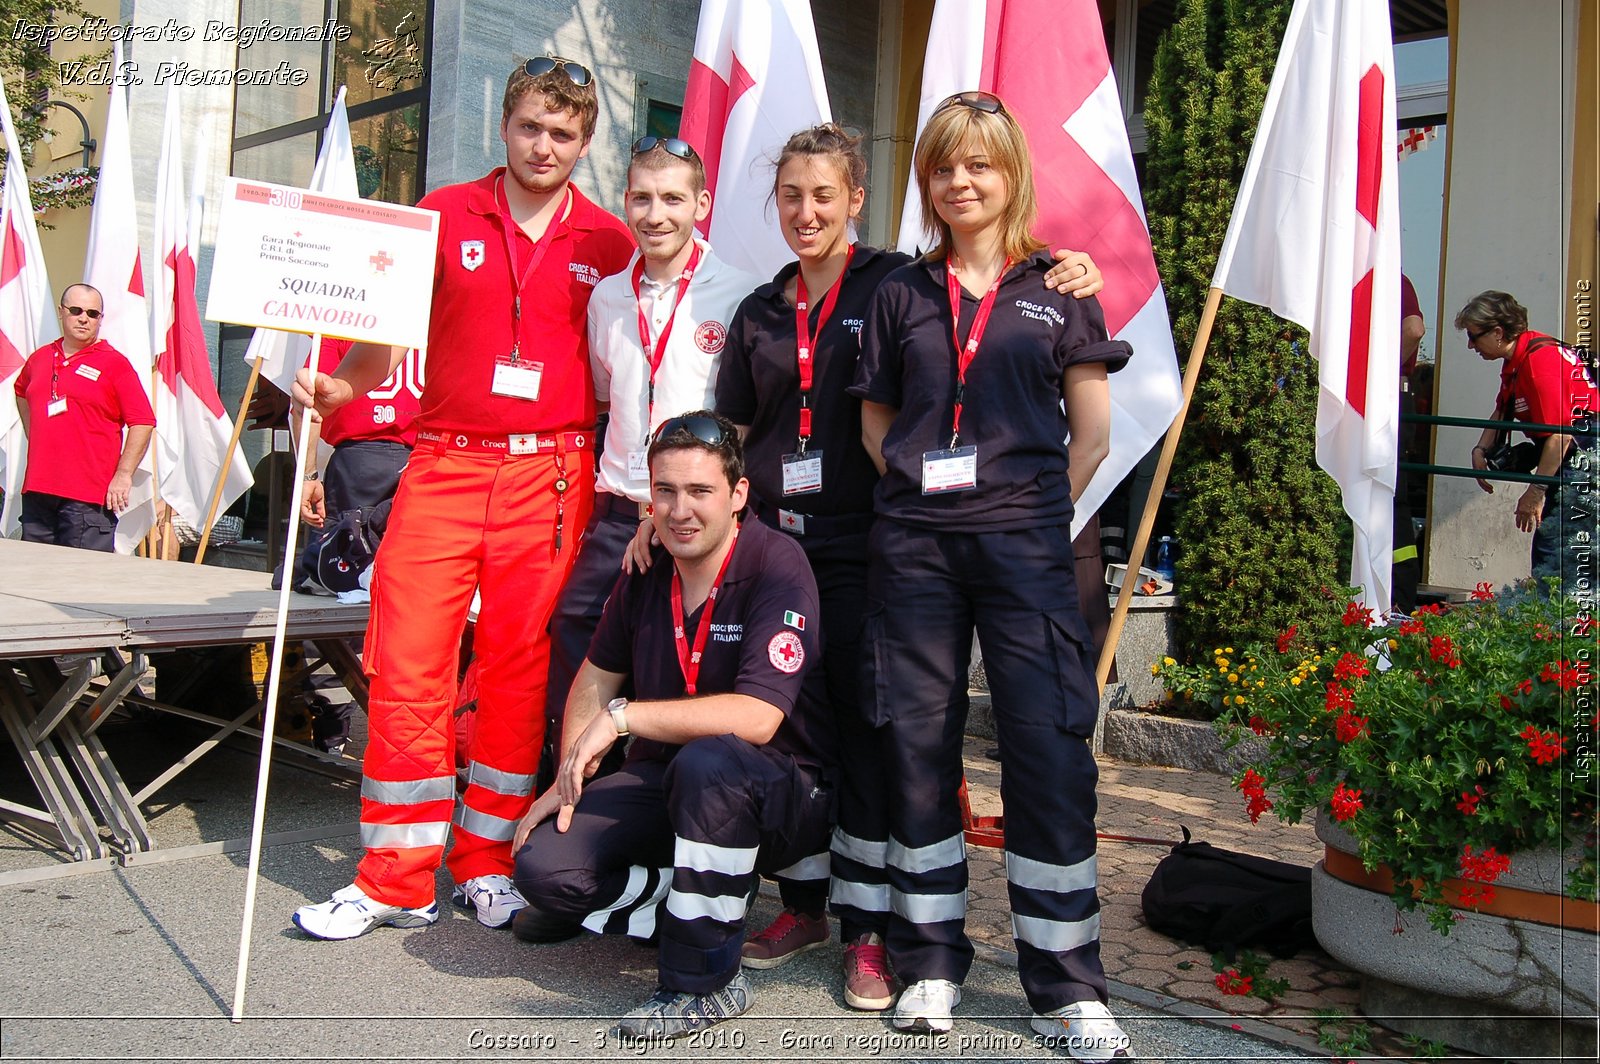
[0,712,1394,1061]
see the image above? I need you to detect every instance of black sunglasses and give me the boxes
[61,304,102,320]
[937,91,1006,115]
[524,56,592,86]
[651,415,728,448]
[632,136,698,161]
[1466,327,1495,344]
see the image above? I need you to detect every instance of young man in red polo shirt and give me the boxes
[292,57,635,940]
[13,284,154,552]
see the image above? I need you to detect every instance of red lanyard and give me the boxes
[944,256,1010,447]
[496,176,571,362]
[794,245,854,450]
[632,243,703,432]
[670,526,739,695]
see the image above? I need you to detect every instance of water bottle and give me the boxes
[1153,536,1176,583]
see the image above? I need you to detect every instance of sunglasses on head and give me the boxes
[61,305,102,320]
[937,90,1006,115]
[651,415,728,448]
[632,136,698,161]
[524,56,592,86]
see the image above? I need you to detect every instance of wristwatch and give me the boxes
[303,470,320,482]
[607,696,630,736]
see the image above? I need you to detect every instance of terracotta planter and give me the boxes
[1311,819,1597,1062]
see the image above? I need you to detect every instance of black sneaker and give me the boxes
[510,903,583,944]
[617,973,753,1037]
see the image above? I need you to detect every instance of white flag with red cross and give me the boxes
[0,73,60,536]
[898,0,1184,538]
[151,87,254,532]
[1212,0,1401,614]
[83,41,156,553]
[680,0,832,279]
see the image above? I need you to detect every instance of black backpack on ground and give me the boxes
[1139,827,1316,960]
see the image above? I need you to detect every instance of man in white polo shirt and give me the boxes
[531,136,761,836]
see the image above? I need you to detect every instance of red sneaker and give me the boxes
[842,931,898,1010]
[740,907,829,969]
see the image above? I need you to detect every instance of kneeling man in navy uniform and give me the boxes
[512,409,836,1037]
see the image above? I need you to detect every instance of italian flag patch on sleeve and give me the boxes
[783,610,806,631]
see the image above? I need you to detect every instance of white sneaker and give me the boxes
[891,978,961,1032]
[451,873,527,929]
[1031,1000,1133,1062]
[291,884,438,940]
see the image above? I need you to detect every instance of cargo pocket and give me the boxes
[1044,606,1100,737]
[858,603,894,727]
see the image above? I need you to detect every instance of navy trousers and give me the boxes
[862,518,1108,1014]
[758,514,891,939]
[514,736,833,994]
[20,492,116,552]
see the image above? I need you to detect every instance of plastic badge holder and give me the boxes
[1104,562,1173,597]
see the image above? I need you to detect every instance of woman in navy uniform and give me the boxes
[850,93,1131,1061]
[714,124,1102,1010]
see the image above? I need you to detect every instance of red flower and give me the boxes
[1334,712,1369,743]
[1275,625,1298,654]
[1399,618,1426,636]
[1532,622,1556,642]
[1458,884,1495,908]
[1470,581,1496,601]
[1324,683,1355,713]
[1428,635,1461,668]
[1237,769,1273,824]
[1416,603,1446,616]
[1515,678,1534,696]
[1248,715,1274,736]
[1332,652,1369,682]
[1455,787,1483,815]
[1342,601,1375,627]
[1459,845,1511,883]
[1520,725,1568,765]
[1329,782,1364,822]
[1539,660,1590,690]
[1497,693,1514,710]
[1215,969,1253,995]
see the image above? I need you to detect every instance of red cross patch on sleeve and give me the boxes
[767,631,805,674]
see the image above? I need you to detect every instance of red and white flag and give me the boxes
[83,42,156,552]
[1212,0,1400,614]
[0,73,59,536]
[898,0,1183,537]
[243,87,358,395]
[680,0,831,278]
[151,87,252,532]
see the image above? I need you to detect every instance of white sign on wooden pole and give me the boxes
[206,177,438,349]
[210,177,438,1022]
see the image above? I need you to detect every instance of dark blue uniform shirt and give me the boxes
[716,246,912,517]
[588,517,836,771]
[849,251,1130,531]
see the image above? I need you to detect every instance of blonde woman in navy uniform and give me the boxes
[715,124,1104,1011]
[851,93,1131,1061]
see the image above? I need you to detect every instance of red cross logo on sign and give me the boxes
[370,250,395,274]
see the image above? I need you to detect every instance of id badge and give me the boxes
[47,397,68,417]
[921,445,978,494]
[781,451,823,495]
[491,356,543,400]
[627,450,649,480]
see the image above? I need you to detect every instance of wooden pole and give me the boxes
[195,358,261,564]
[1096,286,1224,693]
[230,333,321,1023]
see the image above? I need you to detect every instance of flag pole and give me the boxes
[1096,286,1223,693]
[194,358,261,563]
[230,331,322,1022]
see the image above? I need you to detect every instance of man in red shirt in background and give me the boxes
[292,56,635,940]
[13,284,154,552]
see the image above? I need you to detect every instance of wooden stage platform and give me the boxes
[0,539,369,875]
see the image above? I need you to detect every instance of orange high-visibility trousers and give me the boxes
[354,439,593,908]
